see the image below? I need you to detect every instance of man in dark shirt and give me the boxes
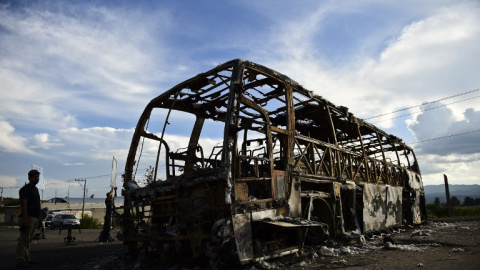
[98,187,117,242]
[15,169,41,268]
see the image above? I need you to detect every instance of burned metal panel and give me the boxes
[340,181,361,234]
[273,170,286,200]
[235,181,250,201]
[233,213,253,263]
[406,170,424,190]
[251,209,277,221]
[232,209,282,264]
[362,183,387,232]
[385,186,403,228]
[411,191,423,224]
[288,176,302,218]
[362,184,403,232]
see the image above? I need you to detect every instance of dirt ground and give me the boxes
[0,217,479,270]
[273,216,480,270]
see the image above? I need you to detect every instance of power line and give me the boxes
[410,129,480,144]
[365,88,480,120]
[373,95,480,124]
[74,170,133,180]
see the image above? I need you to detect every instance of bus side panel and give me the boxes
[412,191,425,224]
[362,184,387,233]
[385,186,403,228]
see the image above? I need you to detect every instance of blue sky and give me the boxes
[1,0,479,199]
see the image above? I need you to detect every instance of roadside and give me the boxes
[0,227,124,270]
[0,217,479,269]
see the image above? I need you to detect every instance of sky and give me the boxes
[0,0,479,199]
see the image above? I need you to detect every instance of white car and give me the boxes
[51,214,81,229]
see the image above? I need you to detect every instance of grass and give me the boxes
[451,206,480,217]
[427,204,480,219]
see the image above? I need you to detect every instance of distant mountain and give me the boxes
[424,184,480,204]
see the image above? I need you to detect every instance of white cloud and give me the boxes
[0,68,78,131]
[0,175,17,188]
[251,2,480,127]
[409,106,480,155]
[63,163,85,166]
[0,3,177,131]
[366,3,480,119]
[32,133,63,149]
[57,126,134,160]
[0,120,35,154]
[43,179,78,196]
[420,154,480,185]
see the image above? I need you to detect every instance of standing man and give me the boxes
[98,187,117,242]
[15,169,41,268]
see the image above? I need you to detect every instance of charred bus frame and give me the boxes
[121,59,427,265]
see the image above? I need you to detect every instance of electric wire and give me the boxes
[365,88,480,120]
[410,129,480,145]
[372,95,480,124]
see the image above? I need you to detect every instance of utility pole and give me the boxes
[75,179,87,221]
[444,174,453,217]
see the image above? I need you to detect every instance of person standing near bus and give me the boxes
[15,169,41,268]
[98,187,117,242]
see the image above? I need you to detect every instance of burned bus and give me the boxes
[121,59,427,265]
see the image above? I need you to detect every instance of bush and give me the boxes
[80,215,102,229]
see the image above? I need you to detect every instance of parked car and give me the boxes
[51,214,80,229]
[45,215,53,227]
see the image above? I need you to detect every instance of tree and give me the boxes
[475,198,480,206]
[141,165,155,187]
[434,197,440,206]
[450,196,461,207]
[463,196,475,206]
